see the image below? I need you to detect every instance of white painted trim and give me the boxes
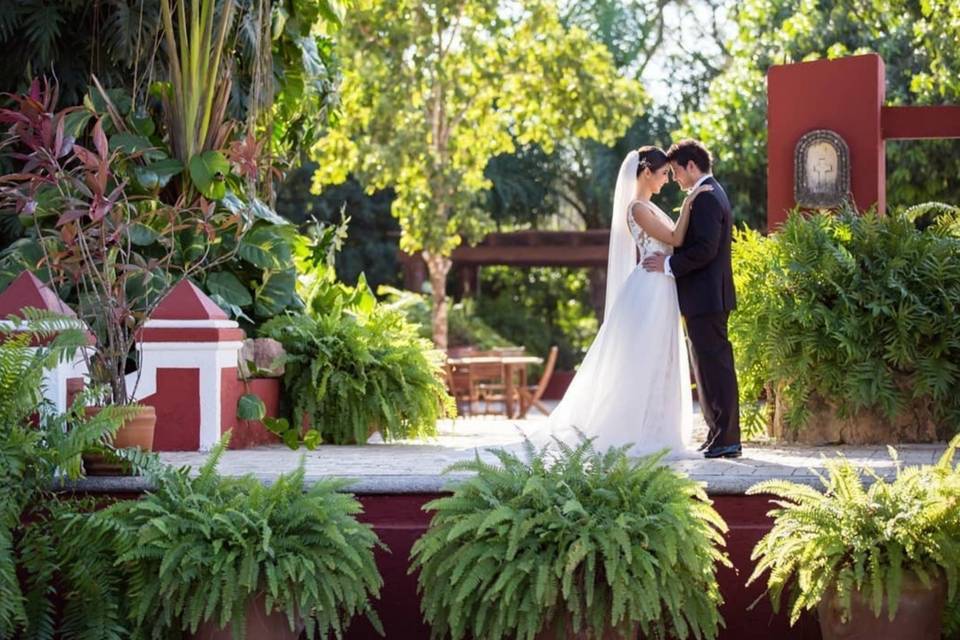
[143,319,239,329]
[138,341,245,353]
[131,340,243,451]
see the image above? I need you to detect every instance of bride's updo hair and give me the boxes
[636,145,669,177]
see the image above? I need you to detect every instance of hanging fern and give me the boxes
[100,437,385,639]
[747,436,960,627]
[410,436,730,640]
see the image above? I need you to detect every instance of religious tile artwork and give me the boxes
[794,129,850,209]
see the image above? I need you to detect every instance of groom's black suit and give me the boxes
[670,176,740,450]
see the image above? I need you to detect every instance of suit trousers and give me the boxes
[684,312,740,448]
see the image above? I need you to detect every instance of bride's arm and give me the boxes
[671,186,713,245]
[630,186,713,247]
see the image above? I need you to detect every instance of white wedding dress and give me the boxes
[531,199,694,458]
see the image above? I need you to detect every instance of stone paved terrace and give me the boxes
[74,407,953,495]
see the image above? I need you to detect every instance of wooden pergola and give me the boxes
[398,230,610,294]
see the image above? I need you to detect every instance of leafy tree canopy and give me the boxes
[311,0,645,346]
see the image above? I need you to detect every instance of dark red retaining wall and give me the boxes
[346,492,823,640]
[63,487,821,638]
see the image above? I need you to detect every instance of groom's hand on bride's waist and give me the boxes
[642,252,667,273]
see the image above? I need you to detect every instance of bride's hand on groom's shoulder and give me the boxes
[686,185,713,202]
[682,185,713,213]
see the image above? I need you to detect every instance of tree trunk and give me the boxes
[423,251,453,350]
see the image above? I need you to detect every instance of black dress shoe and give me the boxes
[696,440,711,452]
[703,444,742,459]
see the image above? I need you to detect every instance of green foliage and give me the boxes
[260,300,454,444]
[275,167,402,290]
[903,201,960,236]
[101,440,384,639]
[159,0,236,164]
[0,0,342,176]
[0,80,248,401]
[410,436,730,640]
[0,79,311,333]
[14,496,137,640]
[0,316,143,639]
[678,0,960,230]
[748,437,960,627]
[311,0,645,346]
[475,266,599,371]
[0,0,162,108]
[482,144,563,228]
[312,0,643,256]
[254,214,452,446]
[0,318,381,638]
[480,0,722,236]
[244,0,345,174]
[730,208,960,439]
[378,285,514,350]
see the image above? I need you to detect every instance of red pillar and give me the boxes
[767,54,886,229]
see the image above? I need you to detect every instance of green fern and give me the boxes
[410,435,731,640]
[747,436,960,627]
[99,436,384,639]
[260,303,454,445]
[731,206,960,439]
[0,319,134,638]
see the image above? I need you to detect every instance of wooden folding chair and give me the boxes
[518,346,559,417]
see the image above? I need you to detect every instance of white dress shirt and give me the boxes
[664,173,713,277]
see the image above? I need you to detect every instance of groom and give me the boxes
[642,139,741,459]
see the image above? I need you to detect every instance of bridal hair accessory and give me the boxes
[637,151,654,171]
[636,146,667,173]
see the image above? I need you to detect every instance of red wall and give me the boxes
[146,368,201,451]
[767,54,886,229]
[343,493,823,640]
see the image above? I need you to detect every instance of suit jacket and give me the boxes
[670,176,736,318]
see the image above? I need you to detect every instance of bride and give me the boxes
[535,146,710,457]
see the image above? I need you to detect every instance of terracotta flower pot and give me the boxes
[189,594,302,640]
[817,571,946,640]
[535,613,635,640]
[82,404,156,475]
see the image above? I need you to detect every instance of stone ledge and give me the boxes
[55,418,950,496]
[57,464,911,496]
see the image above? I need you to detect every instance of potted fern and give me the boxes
[747,438,960,639]
[259,238,454,446]
[101,438,384,640]
[409,437,731,640]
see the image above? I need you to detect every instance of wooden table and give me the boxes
[446,355,543,418]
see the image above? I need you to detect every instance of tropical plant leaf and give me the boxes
[188,151,230,200]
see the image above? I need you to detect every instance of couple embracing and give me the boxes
[545,139,741,459]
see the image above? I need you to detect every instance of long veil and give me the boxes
[604,150,639,319]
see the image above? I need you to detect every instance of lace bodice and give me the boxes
[626,200,673,259]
